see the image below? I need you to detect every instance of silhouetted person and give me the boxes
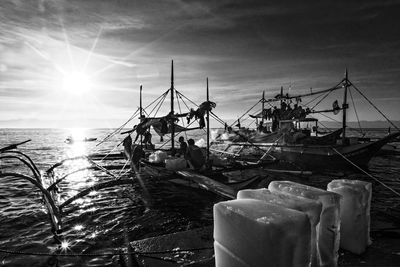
[178,136,187,156]
[123,135,144,172]
[185,139,205,170]
[143,129,153,149]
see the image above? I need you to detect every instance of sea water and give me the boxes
[0,128,399,266]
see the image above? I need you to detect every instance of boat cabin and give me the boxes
[279,118,319,137]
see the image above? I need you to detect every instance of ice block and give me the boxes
[214,199,311,267]
[327,179,372,254]
[237,188,322,267]
[269,181,341,267]
[214,241,249,267]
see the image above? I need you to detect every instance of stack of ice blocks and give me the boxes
[213,199,311,267]
[327,179,372,254]
[268,181,341,267]
[237,189,322,267]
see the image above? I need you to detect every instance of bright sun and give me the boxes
[62,71,92,95]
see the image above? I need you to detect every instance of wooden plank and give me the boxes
[176,170,236,199]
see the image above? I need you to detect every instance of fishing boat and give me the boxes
[65,136,97,144]
[213,70,400,171]
[114,61,281,194]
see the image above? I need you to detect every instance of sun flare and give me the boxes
[62,71,92,95]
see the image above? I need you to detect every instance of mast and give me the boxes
[261,90,265,126]
[342,69,349,144]
[170,60,175,154]
[139,85,143,146]
[206,78,210,162]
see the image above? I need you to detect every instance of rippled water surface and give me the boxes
[0,128,399,266]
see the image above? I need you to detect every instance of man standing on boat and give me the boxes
[143,129,153,149]
[123,135,144,173]
[185,139,205,170]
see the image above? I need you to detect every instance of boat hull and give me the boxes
[269,132,400,170]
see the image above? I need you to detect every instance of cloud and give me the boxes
[1,0,400,127]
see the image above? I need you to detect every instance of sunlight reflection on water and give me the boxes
[61,128,99,208]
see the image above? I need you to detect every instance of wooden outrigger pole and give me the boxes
[170,60,175,155]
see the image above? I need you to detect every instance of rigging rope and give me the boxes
[230,99,262,128]
[96,108,139,147]
[304,92,326,107]
[116,159,130,178]
[148,90,168,117]
[175,90,227,127]
[348,87,364,135]
[176,92,189,141]
[310,90,333,111]
[331,147,400,198]
[350,82,399,131]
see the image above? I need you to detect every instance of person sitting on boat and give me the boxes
[185,139,205,170]
[178,136,188,157]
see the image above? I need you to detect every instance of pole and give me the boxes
[206,78,210,162]
[261,90,265,127]
[170,60,175,154]
[342,69,349,144]
[139,85,143,146]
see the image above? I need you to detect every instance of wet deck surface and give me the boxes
[339,230,400,266]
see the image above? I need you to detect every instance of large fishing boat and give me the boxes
[213,70,400,170]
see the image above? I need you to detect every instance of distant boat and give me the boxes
[65,136,97,144]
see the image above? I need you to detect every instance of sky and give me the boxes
[1,0,400,128]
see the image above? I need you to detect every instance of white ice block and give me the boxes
[237,188,322,267]
[165,158,187,170]
[269,181,341,267]
[148,150,168,163]
[214,241,249,267]
[327,179,372,254]
[214,199,311,267]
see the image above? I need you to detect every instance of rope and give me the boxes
[304,91,326,107]
[175,90,199,108]
[98,139,124,164]
[310,90,333,111]
[176,93,189,141]
[316,112,365,135]
[210,111,226,126]
[176,91,193,111]
[116,159,130,178]
[176,90,227,127]
[144,89,169,111]
[148,90,168,117]
[350,82,399,131]
[331,147,400,197]
[230,99,262,128]
[348,87,364,135]
[96,108,140,147]
[156,120,198,150]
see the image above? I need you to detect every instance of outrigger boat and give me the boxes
[113,60,281,192]
[213,70,400,171]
